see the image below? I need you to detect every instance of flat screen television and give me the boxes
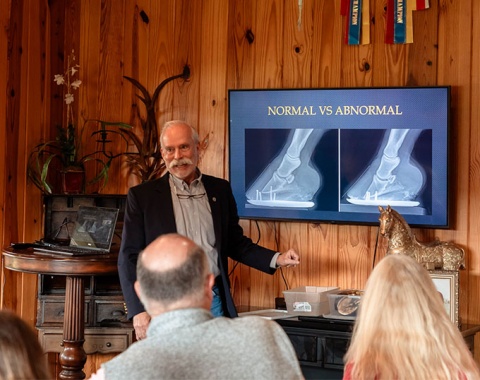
[228,87,450,228]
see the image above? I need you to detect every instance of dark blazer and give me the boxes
[118,173,277,319]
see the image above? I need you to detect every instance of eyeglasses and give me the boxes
[175,193,206,200]
[162,144,192,157]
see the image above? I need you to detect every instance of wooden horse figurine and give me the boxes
[378,205,465,271]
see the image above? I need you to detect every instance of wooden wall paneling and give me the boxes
[0,0,10,307]
[147,0,173,99]
[129,0,150,120]
[1,0,45,320]
[437,1,473,332]
[196,0,229,179]
[436,1,471,238]
[246,0,285,307]
[282,0,313,88]
[337,224,378,290]
[230,219,253,307]
[334,3,375,292]
[231,220,272,308]
[2,0,23,313]
[226,0,258,308]
[469,0,480,322]
[309,0,343,289]
[15,0,53,325]
[48,0,67,152]
[370,0,405,87]
[304,223,340,287]
[250,220,280,308]
[311,0,342,88]
[468,0,480,362]
[339,32,373,87]
[171,0,202,130]
[146,0,175,127]
[253,0,284,89]
[226,0,256,90]
[63,0,82,179]
[120,0,153,190]
[96,1,128,194]
[277,221,307,292]
[406,0,438,86]
[278,0,312,296]
[79,0,103,191]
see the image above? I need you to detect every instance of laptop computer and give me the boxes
[33,206,120,256]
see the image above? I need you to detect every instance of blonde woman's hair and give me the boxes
[344,254,480,380]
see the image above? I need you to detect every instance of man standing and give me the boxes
[118,120,300,339]
[92,234,303,380]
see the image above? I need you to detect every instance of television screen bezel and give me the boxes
[228,86,451,229]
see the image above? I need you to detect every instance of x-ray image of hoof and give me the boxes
[345,129,427,207]
[246,128,325,208]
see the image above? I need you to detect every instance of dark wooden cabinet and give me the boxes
[276,317,353,380]
[36,195,133,354]
[276,317,480,380]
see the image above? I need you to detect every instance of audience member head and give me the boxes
[160,120,200,184]
[0,309,51,380]
[134,233,214,316]
[344,254,479,380]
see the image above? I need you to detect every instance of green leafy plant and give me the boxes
[28,59,205,193]
[27,50,131,194]
[121,65,192,182]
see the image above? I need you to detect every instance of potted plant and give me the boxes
[27,50,131,194]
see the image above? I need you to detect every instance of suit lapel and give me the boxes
[154,174,177,233]
[203,176,222,253]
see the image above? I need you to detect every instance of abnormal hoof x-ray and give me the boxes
[345,129,426,207]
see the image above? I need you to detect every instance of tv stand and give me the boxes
[275,316,480,380]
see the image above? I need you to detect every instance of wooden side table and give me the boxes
[2,247,119,380]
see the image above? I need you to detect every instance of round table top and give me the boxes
[2,247,119,276]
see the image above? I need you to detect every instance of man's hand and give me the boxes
[276,249,300,268]
[133,311,151,340]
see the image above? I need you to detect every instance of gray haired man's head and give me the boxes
[134,233,214,315]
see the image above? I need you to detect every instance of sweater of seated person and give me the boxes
[89,308,304,380]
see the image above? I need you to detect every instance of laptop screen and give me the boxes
[69,206,119,250]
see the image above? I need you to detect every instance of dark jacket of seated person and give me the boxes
[89,233,304,380]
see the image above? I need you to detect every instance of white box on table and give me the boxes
[283,286,339,316]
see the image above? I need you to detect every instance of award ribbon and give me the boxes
[341,0,369,45]
[394,0,407,44]
[386,0,430,44]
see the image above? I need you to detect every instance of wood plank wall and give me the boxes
[1,0,480,376]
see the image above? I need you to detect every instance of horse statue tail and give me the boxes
[441,242,466,271]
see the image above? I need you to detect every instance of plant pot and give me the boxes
[61,167,85,194]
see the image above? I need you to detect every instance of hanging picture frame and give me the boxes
[429,270,459,327]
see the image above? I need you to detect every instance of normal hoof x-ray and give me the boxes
[246,129,326,208]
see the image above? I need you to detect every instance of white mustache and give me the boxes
[169,158,193,169]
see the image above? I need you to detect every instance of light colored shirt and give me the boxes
[169,172,280,273]
[169,173,221,277]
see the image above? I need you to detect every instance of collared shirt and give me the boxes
[169,172,220,278]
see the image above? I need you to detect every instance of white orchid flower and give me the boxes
[54,74,65,85]
[65,93,74,105]
[70,65,79,76]
[71,80,82,89]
